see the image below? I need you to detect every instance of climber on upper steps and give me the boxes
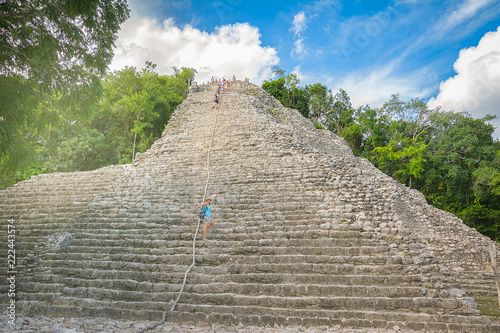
[213,93,219,109]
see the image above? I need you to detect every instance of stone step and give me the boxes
[452,275,497,298]
[234,245,390,256]
[17,300,496,332]
[37,252,414,274]
[1,186,110,194]
[35,253,426,276]
[12,225,76,236]
[5,218,77,227]
[22,268,444,292]
[2,184,114,192]
[182,293,474,315]
[17,290,472,316]
[458,282,496,291]
[12,230,372,246]
[229,254,400,265]
[464,289,498,299]
[38,264,229,282]
[173,303,499,332]
[227,262,445,276]
[0,208,86,217]
[0,235,399,263]
[62,236,378,248]
[24,270,192,286]
[189,282,434,298]
[31,256,443,279]
[45,245,391,259]
[17,301,164,321]
[20,279,436,299]
[226,272,439,287]
[42,252,232,265]
[38,259,204,272]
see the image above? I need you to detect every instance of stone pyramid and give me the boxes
[1,81,499,332]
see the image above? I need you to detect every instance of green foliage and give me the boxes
[43,123,107,172]
[328,89,355,136]
[93,64,194,164]
[0,0,130,92]
[262,68,309,118]
[422,112,496,208]
[271,66,286,78]
[476,297,500,318]
[355,105,389,153]
[0,75,40,179]
[372,137,427,188]
[378,94,432,141]
[312,121,325,130]
[0,0,129,187]
[305,83,330,124]
[342,123,363,156]
[262,77,286,104]
[461,201,500,241]
[474,150,500,197]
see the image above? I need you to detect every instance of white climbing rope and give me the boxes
[139,90,221,333]
[169,96,219,312]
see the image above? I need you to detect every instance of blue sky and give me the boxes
[111,0,500,137]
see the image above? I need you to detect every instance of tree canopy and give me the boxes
[0,0,129,181]
[0,0,129,90]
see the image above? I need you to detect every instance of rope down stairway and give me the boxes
[1,81,500,332]
[139,84,223,333]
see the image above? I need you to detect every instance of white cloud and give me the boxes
[110,18,279,84]
[290,11,310,57]
[293,38,306,56]
[441,0,493,32]
[428,27,500,139]
[291,65,309,82]
[291,11,308,36]
[330,63,433,109]
[288,2,340,57]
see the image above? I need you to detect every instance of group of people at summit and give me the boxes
[200,76,250,109]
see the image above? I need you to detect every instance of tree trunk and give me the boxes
[132,111,142,162]
[132,131,137,162]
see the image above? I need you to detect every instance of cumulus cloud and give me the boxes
[110,18,279,84]
[428,27,500,139]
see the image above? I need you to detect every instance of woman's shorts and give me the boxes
[204,215,211,223]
